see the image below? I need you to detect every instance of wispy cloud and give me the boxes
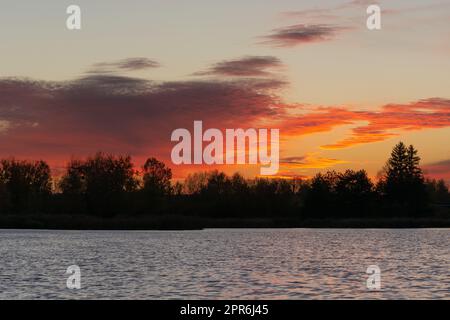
[281,154,348,169]
[194,56,283,77]
[88,57,161,74]
[258,171,310,180]
[423,159,450,181]
[260,24,349,48]
[320,98,450,149]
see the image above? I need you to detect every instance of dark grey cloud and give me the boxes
[88,57,161,74]
[260,24,349,47]
[194,56,283,77]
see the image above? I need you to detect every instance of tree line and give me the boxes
[0,142,449,219]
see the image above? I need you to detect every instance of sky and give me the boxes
[0,0,449,181]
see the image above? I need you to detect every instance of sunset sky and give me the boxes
[0,0,449,181]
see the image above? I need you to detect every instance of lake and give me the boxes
[0,229,448,299]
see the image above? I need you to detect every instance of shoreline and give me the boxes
[0,214,449,231]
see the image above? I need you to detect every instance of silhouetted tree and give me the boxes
[184,172,208,195]
[335,170,375,217]
[0,159,51,214]
[59,159,85,195]
[426,179,450,204]
[142,157,172,196]
[247,178,298,217]
[172,181,183,196]
[378,142,428,216]
[303,171,338,218]
[202,170,231,197]
[230,173,249,195]
[251,178,278,197]
[59,153,138,216]
[302,170,376,218]
[0,180,9,213]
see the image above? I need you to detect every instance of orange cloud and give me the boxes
[321,131,397,150]
[320,98,450,149]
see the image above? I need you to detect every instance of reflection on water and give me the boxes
[0,229,448,299]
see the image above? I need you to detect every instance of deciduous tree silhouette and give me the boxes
[335,170,375,217]
[142,157,173,196]
[0,159,51,214]
[303,171,338,218]
[202,170,231,197]
[426,179,450,204]
[59,153,138,216]
[184,172,208,195]
[302,170,375,218]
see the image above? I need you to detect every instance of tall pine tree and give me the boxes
[380,142,428,216]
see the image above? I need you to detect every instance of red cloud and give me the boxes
[0,75,288,171]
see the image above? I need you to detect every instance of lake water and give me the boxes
[0,229,448,299]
